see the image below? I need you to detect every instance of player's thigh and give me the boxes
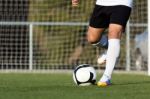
[87,26,105,43]
[108,24,124,39]
[108,6,131,39]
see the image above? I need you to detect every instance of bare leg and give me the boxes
[87,26,108,64]
[98,24,124,86]
[87,26,105,44]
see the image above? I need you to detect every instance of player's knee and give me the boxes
[87,35,98,44]
[108,24,123,39]
[87,31,99,44]
[108,30,122,39]
[87,34,108,48]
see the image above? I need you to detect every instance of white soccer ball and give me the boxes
[73,64,96,86]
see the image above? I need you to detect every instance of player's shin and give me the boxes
[100,39,120,82]
[91,35,108,64]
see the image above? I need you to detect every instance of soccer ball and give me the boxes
[73,64,96,86]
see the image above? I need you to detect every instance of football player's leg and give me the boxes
[98,24,123,86]
[87,26,108,64]
[87,26,108,48]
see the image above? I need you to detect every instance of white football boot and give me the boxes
[97,51,107,65]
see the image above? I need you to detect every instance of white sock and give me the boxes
[100,39,120,82]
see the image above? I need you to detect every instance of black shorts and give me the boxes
[89,5,132,29]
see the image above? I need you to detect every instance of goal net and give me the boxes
[129,0,148,71]
[0,0,148,72]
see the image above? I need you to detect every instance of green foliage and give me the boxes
[29,0,95,22]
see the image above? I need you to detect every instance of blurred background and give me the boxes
[0,0,148,72]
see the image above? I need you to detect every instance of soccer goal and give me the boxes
[148,0,150,75]
[0,0,149,74]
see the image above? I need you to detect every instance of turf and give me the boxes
[0,73,149,99]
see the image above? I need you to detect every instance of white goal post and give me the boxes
[148,0,150,76]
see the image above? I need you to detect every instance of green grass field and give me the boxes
[0,73,150,99]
